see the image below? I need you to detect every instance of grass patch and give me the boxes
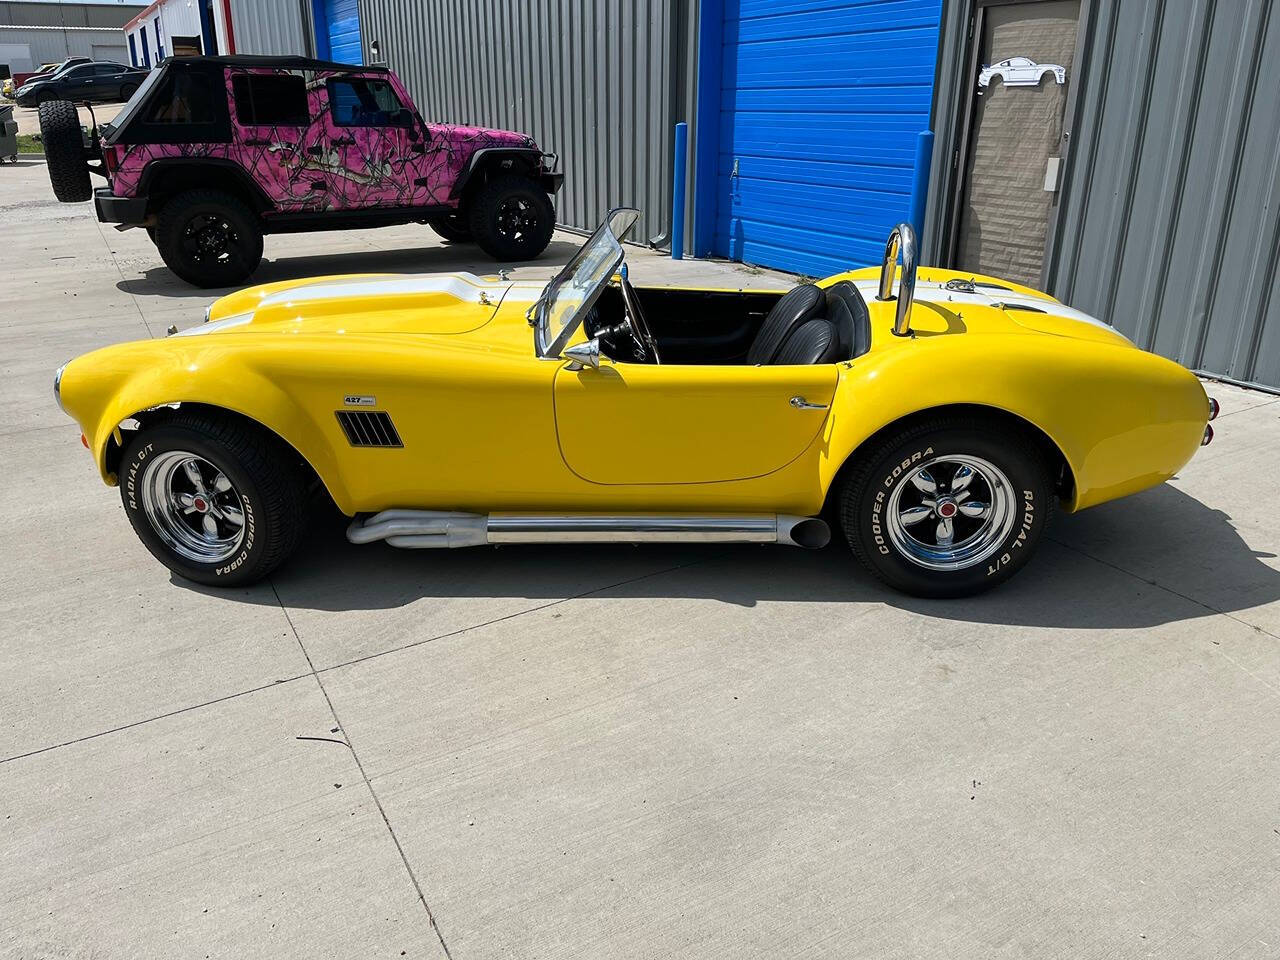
[17,133,42,153]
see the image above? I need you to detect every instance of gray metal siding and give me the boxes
[934,0,1280,389]
[356,0,698,241]
[230,0,310,56]
[0,25,137,66]
[0,3,145,28]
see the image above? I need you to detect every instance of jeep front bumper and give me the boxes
[94,187,147,225]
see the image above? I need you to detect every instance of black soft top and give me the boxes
[164,54,389,74]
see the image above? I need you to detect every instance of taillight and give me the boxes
[102,146,118,177]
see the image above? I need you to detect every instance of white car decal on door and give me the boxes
[978,57,1067,89]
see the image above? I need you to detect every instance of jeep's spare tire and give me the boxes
[38,100,92,203]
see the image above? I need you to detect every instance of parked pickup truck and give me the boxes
[37,55,563,287]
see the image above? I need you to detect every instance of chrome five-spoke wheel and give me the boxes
[140,450,246,564]
[841,417,1054,597]
[885,455,1016,571]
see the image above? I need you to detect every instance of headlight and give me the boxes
[53,361,68,413]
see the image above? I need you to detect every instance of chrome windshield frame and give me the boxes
[532,207,639,360]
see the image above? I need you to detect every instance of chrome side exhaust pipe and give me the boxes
[347,511,831,550]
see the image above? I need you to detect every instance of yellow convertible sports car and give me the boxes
[53,209,1217,597]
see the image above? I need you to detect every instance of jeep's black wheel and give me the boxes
[428,212,473,243]
[839,416,1054,598]
[37,100,91,202]
[120,411,307,586]
[468,174,554,261]
[155,189,263,288]
[119,82,138,102]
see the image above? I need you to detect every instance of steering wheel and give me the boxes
[618,264,661,365]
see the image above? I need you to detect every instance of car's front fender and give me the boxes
[57,339,357,513]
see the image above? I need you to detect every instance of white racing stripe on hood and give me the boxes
[252,273,546,311]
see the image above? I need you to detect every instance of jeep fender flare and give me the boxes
[450,147,548,200]
[138,158,274,214]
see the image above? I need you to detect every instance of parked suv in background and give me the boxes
[38,55,563,286]
[16,61,149,106]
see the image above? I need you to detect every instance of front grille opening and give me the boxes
[336,410,403,448]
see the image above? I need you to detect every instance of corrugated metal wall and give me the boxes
[0,25,129,65]
[0,2,145,28]
[356,0,698,242]
[230,0,310,56]
[933,0,1280,390]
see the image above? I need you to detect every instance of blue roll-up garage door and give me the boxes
[713,0,942,277]
[323,0,363,65]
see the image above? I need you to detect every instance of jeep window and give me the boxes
[326,77,406,127]
[142,69,218,124]
[104,63,231,146]
[232,73,309,126]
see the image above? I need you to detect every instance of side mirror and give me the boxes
[564,339,601,371]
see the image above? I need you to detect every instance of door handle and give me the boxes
[789,396,828,410]
[309,181,328,191]
[334,137,355,146]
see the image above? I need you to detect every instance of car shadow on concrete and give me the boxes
[114,238,583,300]
[191,483,1280,631]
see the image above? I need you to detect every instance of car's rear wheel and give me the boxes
[37,99,91,202]
[427,212,474,243]
[155,189,263,288]
[120,412,307,586]
[839,416,1055,597]
[119,82,138,102]
[468,174,554,261]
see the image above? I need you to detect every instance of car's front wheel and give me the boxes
[468,174,555,261]
[839,416,1055,597]
[155,189,263,288]
[120,412,307,586]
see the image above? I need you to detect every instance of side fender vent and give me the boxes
[336,410,403,448]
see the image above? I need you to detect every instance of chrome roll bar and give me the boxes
[876,222,918,337]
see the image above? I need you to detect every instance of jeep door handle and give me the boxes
[333,137,355,146]
[789,396,828,410]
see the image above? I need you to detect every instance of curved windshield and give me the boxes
[533,207,638,358]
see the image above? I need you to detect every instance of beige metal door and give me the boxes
[955,1,1080,288]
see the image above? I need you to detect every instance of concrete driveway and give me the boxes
[2,159,1279,960]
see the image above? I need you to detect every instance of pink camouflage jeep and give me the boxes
[38,55,563,287]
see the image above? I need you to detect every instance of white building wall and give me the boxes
[126,0,211,65]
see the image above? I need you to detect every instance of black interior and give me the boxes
[585,281,871,366]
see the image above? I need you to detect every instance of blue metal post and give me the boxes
[908,130,935,240]
[671,122,688,260]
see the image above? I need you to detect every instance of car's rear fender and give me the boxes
[820,334,1208,513]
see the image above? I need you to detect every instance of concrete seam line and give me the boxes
[268,580,456,960]
[92,216,152,340]
[0,673,312,765]
[313,553,727,680]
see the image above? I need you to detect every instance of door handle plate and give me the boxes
[790,396,828,410]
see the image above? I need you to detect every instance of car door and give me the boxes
[553,361,838,485]
[316,74,417,209]
[56,64,95,99]
[228,69,316,212]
